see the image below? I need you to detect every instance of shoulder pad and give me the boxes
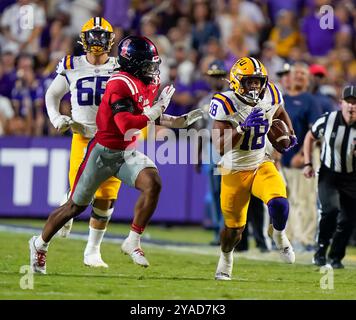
[209,92,237,120]
[107,74,139,97]
[56,55,75,75]
[266,82,283,106]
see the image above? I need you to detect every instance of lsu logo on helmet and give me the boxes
[79,17,115,55]
[229,57,268,105]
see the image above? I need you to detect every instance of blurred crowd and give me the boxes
[1,0,356,136]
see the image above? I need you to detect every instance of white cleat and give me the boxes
[84,253,108,268]
[268,225,295,264]
[215,272,231,281]
[29,236,47,274]
[215,251,233,281]
[279,246,295,264]
[121,238,149,267]
[58,218,73,238]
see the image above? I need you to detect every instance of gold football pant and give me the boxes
[220,161,287,228]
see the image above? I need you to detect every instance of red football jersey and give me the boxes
[95,71,160,149]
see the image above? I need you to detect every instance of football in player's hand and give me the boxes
[267,119,291,153]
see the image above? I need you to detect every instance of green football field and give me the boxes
[1,219,356,300]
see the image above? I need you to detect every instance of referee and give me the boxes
[303,85,356,268]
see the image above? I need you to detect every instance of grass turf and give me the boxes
[0,218,214,244]
[0,220,356,300]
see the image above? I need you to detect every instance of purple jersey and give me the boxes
[11,79,44,117]
[0,71,16,99]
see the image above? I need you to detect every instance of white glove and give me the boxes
[143,85,175,121]
[69,120,85,135]
[156,84,175,111]
[51,115,72,133]
[69,121,97,138]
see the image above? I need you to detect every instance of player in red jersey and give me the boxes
[29,36,202,273]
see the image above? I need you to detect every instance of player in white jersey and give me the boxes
[210,81,284,171]
[45,17,120,268]
[209,57,298,280]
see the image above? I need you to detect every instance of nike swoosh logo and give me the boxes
[266,108,272,113]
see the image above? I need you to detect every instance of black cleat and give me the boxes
[312,253,326,266]
[330,260,344,269]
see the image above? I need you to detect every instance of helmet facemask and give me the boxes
[80,29,114,55]
[237,75,268,105]
[229,57,269,106]
[141,56,161,77]
[134,56,161,84]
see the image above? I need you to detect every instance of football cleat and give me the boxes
[121,238,149,267]
[279,246,295,264]
[329,259,344,269]
[312,255,326,266]
[58,218,73,238]
[215,251,233,281]
[29,236,47,274]
[84,252,108,268]
[268,224,295,264]
[312,250,327,266]
[215,272,231,281]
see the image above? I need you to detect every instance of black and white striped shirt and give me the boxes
[311,111,356,174]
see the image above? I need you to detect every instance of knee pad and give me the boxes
[91,207,114,222]
[267,197,289,231]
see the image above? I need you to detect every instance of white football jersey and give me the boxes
[209,82,283,171]
[56,55,118,134]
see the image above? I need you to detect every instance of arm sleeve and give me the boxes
[159,114,179,127]
[107,80,149,134]
[311,113,329,139]
[45,74,70,124]
[114,112,149,134]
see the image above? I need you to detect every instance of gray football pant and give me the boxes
[71,140,157,206]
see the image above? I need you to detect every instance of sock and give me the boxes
[220,250,233,261]
[273,229,285,237]
[131,223,145,234]
[34,235,49,252]
[216,250,233,275]
[84,227,106,255]
[267,197,289,231]
[126,230,141,248]
[271,228,292,250]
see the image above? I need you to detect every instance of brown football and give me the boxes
[267,119,291,152]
